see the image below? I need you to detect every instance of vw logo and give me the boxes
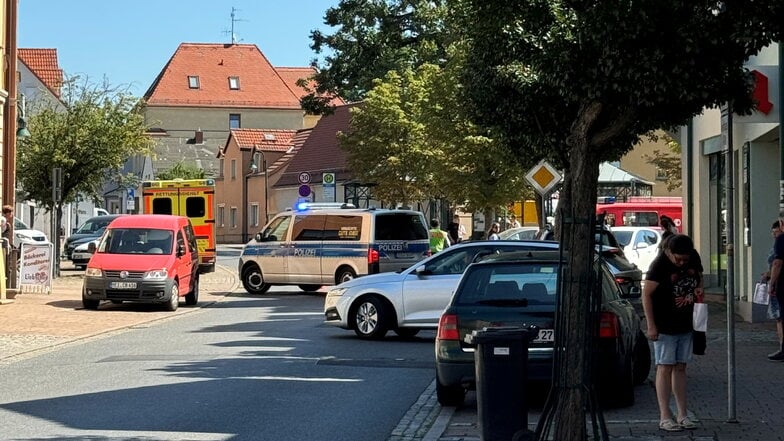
[120,271,129,279]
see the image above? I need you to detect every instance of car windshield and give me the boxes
[76,219,110,234]
[455,263,559,306]
[613,231,633,247]
[98,228,173,255]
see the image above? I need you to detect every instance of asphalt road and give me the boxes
[0,285,437,441]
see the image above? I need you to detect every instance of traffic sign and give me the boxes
[298,172,311,184]
[298,185,311,197]
[525,160,562,195]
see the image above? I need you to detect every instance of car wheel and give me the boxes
[394,328,420,338]
[82,297,100,310]
[165,282,179,311]
[352,296,389,339]
[633,331,652,385]
[185,277,199,306]
[298,284,321,292]
[242,265,271,295]
[436,375,466,406]
[336,267,357,284]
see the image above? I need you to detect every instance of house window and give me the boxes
[250,203,259,228]
[229,113,241,129]
[228,76,240,90]
[230,207,238,229]
[655,167,668,181]
[231,159,237,179]
[219,158,224,178]
[217,205,225,227]
[188,76,200,89]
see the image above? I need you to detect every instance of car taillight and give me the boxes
[598,312,620,338]
[437,314,460,341]
[615,277,628,285]
[368,248,379,264]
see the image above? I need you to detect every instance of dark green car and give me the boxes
[434,250,650,408]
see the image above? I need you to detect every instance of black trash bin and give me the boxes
[468,325,538,441]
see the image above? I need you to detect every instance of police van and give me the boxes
[238,204,430,294]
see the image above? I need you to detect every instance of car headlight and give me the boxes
[85,268,102,277]
[144,268,168,280]
[327,287,347,297]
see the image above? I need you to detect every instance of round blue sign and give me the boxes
[298,185,311,197]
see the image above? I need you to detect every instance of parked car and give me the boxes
[599,245,642,300]
[64,214,123,260]
[81,215,200,311]
[498,226,540,241]
[324,240,559,339]
[434,250,650,408]
[610,226,664,273]
[535,224,624,256]
[71,237,101,269]
[10,217,49,249]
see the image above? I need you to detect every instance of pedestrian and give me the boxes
[2,205,13,244]
[429,219,450,254]
[510,214,521,229]
[487,222,501,240]
[447,214,466,244]
[763,220,783,359]
[642,234,704,432]
[659,215,678,250]
[767,213,784,361]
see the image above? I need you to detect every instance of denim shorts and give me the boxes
[653,332,693,365]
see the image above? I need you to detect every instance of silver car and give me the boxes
[323,240,558,339]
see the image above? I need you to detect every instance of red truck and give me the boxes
[596,196,683,231]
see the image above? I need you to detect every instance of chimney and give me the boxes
[194,130,204,144]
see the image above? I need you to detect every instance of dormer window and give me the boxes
[188,76,200,89]
[228,76,240,90]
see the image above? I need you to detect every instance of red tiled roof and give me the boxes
[268,128,313,176]
[18,48,63,97]
[227,129,297,154]
[274,103,358,187]
[144,43,301,109]
[276,66,346,106]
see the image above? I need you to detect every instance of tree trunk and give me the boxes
[550,142,601,441]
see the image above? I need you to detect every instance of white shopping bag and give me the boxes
[753,282,769,305]
[693,303,708,332]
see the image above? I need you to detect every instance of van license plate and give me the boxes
[533,329,554,343]
[110,282,137,289]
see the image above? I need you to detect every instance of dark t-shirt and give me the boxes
[646,250,703,334]
[772,233,784,292]
[447,222,460,244]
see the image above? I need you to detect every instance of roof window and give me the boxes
[188,76,200,89]
[228,76,240,90]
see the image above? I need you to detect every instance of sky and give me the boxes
[18,0,339,95]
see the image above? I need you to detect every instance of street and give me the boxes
[0,272,437,440]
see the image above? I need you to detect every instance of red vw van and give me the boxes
[82,215,200,311]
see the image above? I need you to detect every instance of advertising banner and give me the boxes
[20,242,54,294]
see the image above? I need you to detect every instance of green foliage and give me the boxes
[17,76,153,212]
[644,133,682,192]
[306,0,453,112]
[156,161,207,180]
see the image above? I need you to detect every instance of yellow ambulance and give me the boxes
[142,179,216,273]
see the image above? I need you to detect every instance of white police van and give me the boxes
[238,203,430,294]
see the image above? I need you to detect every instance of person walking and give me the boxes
[487,222,501,240]
[429,219,450,254]
[767,214,784,361]
[447,214,466,244]
[763,220,783,359]
[2,205,13,244]
[642,234,704,432]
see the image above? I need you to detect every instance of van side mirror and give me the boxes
[254,232,263,242]
[177,243,186,257]
[88,242,96,253]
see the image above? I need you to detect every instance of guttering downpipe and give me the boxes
[687,121,694,236]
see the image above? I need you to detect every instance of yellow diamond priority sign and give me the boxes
[525,160,562,195]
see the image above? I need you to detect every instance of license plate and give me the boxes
[533,329,554,343]
[110,281,137,289]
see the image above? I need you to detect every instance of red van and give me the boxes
[82,215,200,311]
[596,197,683,231]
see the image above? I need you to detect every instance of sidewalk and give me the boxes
[410,296,784,441]
[0,263,238,363]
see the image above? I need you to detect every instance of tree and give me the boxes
[18,76,153,250]
[156,161,207,180]
[455,1,783,438]
[305,0,452,113]
[645,134,682,192]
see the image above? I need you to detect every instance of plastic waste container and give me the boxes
[467,325,538,441]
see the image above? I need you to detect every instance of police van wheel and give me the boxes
[353,296,389,339]
[242,266,271,295]
[336,268,356,285]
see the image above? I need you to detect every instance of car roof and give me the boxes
[108,214,188,229]
[611,226,664,232]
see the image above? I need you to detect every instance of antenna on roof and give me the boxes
[223,7,247,44]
